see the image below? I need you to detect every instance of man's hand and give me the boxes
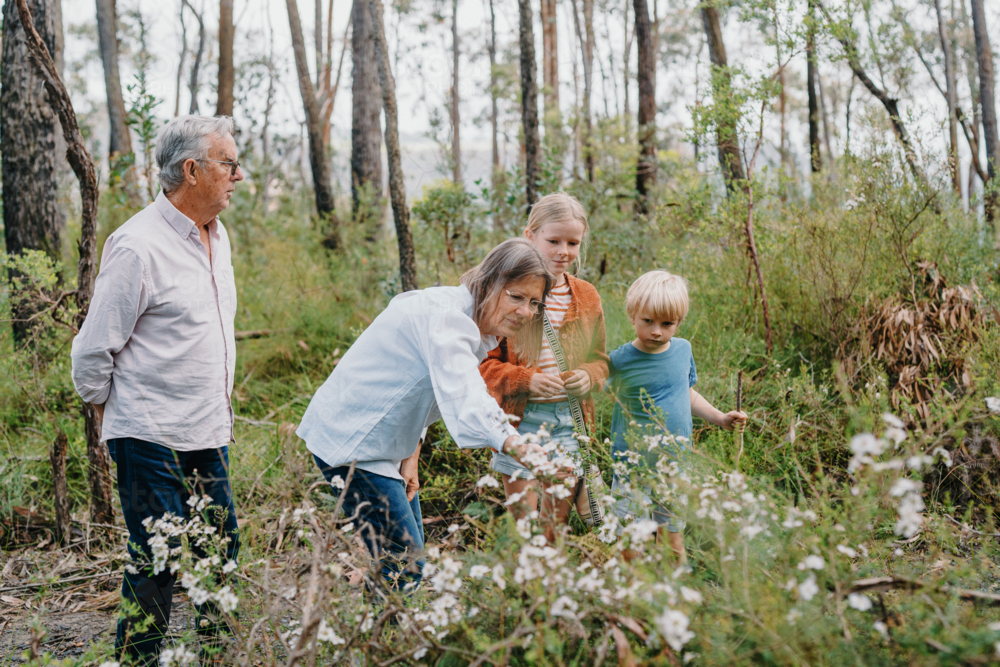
[561,370,591,396]
[719,411,748,432]
[400,441,421,501]
[528,373,565,399]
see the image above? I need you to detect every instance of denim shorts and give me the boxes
[610,473,685,533]
[491,401,581,480]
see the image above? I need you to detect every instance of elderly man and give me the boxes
[71,115,244,662]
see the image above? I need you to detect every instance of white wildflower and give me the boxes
[328,475,345,490]
[341,522,355,533]
[655,608,695,652]
[882,413,904,429]
[491,564,506,590]
[836,545,857,559]
[448,523,461,534]
[889,478,921,497]
[214,585,239,613]
[786,609,802,625]
[98,662,120,667]
[413,647,428,659]
[798,555,825,571]
[873,620,888,638]
[159,644,197,667]
[847,593,872,611]
[476,474,500,488]
[504,491,526,506]
[469,564,491,579]
[798,575,819,601]
[317,619,345,645]
[680,586,703,605]
[550,595,579,619]
[986,397,1000,414]
[222,560,237,574]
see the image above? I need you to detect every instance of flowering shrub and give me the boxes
[68,407,997,666]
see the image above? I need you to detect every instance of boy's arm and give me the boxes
[691,388,747,431]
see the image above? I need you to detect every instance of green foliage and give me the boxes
[412,180,479,269]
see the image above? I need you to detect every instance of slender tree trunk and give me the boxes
[450,0,462,185]
[633,0,655,213]
[540,0,558,120]
[315,0,323,88]
[818,73,833,160]
[489,0,499,176]
[570,0,594,182]
[806,0,821,172]
[216,0,234,116]
[183,0,205,114]
[174,0,188,116]
[701,3,745,192]
[95,0,132,161]
[351,0,383,215]
[2,0,65,274]
[622,1,631,123]
[14,0,113,525]
[50,432,70,545]
[518,0,540,208]
[285,0,339,245]
[368,0,418,292]
[320,20,350,149]
[934,0,960,193]
[970,0,998,224]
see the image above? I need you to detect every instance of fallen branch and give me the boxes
[848,576,1000,604]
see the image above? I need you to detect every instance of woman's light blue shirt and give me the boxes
[296,285,517,480]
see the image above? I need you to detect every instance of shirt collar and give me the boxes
[154,191,218,239]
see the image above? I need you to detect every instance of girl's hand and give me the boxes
[529,372,565,399]
[720,411,748,432]
[561,369,592,396]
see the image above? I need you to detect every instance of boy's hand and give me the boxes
[720,411,748,432]
[529,372,565,399]
[561,370,591,396]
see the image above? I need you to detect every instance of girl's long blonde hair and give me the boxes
[525,192,590,272]
[461,238,554,365]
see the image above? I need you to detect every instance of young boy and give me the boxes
[607,270,747,564]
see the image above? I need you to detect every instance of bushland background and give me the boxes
[4,0,1000,663]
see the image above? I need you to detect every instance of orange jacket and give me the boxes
[480,273,610,428]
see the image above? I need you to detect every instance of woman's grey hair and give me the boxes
[461,238,554,365]
[155,115,236,193]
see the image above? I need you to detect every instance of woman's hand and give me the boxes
[561,370,591,396]
[528,372,565,399]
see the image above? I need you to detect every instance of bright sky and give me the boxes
[61,0,1000,204]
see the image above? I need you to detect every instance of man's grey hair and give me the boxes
[155,115,236,193]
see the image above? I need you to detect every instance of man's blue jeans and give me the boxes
[108,438,240,664]
[313,456,425,589]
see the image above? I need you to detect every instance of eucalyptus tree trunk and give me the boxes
[2,0,65,275]
[806,0,821,172]
[540,0,558,122]
[95,0,132,162]
[489,0,499,176]
[970,0,998,224]
[518,0,540,208]
[368,0,418,292]
[352,0,383,216]
[633,0,655,213]
[450,0,462,185]
[182,0,205,114]
[286,0,339,245]
[934,0,960,193]
[571,0,594,182]
[216,0,234,116]
[701,3,745,192]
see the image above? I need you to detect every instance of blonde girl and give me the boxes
[480,193,609,542]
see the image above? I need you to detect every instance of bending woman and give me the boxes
[296,238,556,589]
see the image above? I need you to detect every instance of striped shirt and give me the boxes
[535,280,573,402]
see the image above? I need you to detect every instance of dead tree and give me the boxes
[50,432,70,545]
[970,0,997,224]
[634,0,655,213]
[286,0,339,246]
[216,0,235,116]
[14,0,115,525]
[701,2,745,192]
[368,0,418,292]
[519,0,540,208]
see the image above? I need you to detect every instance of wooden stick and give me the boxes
[49,431,70,546]
[735,370,745,470]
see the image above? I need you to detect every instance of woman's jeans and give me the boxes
[313,456,425,590]
[490,401,581,479]
[107,438,240,664]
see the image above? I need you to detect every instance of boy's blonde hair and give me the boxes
[525,192,589,269]
[625,270,690,322]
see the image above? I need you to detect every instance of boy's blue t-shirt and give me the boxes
[607,338,698,457]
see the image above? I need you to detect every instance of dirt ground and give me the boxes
[0,595,195,663]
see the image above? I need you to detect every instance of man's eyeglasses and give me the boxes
[199,158,241,176]
[505,289,546,315]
